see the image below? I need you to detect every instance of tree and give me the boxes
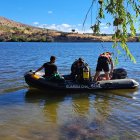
[83,0,139,63]
[72,29,75,33]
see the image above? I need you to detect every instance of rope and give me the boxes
[82,0,94,30]
[90,5,93,26]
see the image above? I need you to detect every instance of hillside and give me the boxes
[0,16,139,42]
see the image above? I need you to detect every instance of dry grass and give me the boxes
[0,16,139,42]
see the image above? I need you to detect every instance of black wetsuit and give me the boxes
[71,60,90,81]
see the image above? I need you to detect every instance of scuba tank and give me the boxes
[83,66,90,80]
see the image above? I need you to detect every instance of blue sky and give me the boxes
[1,0,139,33]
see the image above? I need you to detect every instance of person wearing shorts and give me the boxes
[93,52,114,81]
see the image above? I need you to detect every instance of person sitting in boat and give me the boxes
[71,58,90,82]
[93,52,114,81]
[34,56,64,81]
[71,58,83,78]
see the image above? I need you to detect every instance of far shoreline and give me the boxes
[0,33,139,42]
[0,39,139,43]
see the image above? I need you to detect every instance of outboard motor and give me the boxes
[112,68,127,79]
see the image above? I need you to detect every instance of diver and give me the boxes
[71,58,91,83]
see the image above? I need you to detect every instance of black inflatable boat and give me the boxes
[24,70,139,91]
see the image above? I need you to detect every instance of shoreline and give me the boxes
[0,35,139,42]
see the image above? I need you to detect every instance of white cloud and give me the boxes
[61,24,71,28]
[33,22,111,33]
[31,19,117,34]
[48,11,53,14]
[33,22,39,25]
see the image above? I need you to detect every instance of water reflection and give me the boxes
[24,88,140,140]
[25,88,138,123]
[24,89,95,120]
[0,42,140,139]
[25,89,65,124]
[93,95,111,122]
[72,94,90,116]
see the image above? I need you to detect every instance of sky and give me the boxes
[0,0,139,33]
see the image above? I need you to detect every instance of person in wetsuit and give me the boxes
[71,58,90,82]
[71,58,84,79]
[93,52,114,81]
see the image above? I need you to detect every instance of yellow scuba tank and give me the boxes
[83,66,89,80]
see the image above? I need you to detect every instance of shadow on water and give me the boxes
[25,88,66,103]
[25,87,139,102]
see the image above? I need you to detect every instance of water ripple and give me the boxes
[0,42,140,139]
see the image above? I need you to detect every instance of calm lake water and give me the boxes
[0,42,140,140]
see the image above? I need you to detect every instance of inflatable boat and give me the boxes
[24,70,139,91]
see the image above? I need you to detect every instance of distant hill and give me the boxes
[0,16,139,42]
[0,16,58,34]
[0,16,62,42]
[0,16,32,29]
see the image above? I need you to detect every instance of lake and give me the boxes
[0,42,140,140]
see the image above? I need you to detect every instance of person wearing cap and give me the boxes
[34,56,58,78]
[93,52,114,81]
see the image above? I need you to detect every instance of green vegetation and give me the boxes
[84,0,139,63]
[0,25,54,42]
